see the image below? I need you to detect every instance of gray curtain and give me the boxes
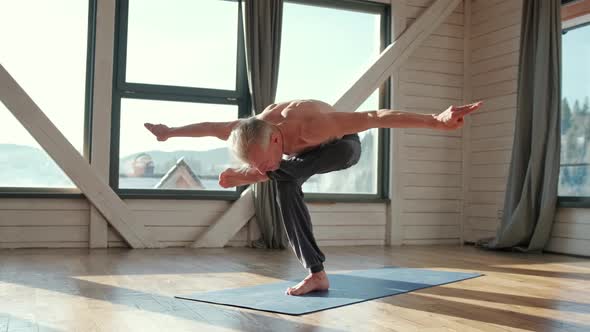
[242,0,288,249]
[478,0,561,251]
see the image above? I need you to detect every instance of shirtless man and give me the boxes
[144,99,482,296]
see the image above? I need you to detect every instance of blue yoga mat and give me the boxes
[176,267,482,315]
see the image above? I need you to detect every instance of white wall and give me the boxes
[106,201,387,248]
[0,198,247,248]
[0,199,90,248]
[0,197,386,249]
[463,0,522,243]
[391,0,466,245]
[547,208,590,256]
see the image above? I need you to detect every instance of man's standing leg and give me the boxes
[273,180,325,273]
[267,134,361,295]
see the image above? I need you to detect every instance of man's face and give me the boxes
[247,133,282,174]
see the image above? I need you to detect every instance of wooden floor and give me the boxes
[0,245,589,332]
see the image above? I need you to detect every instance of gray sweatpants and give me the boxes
[266,134,362,273]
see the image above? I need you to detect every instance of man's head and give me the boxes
[228,117,283,174]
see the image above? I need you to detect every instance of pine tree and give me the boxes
[565,100,577,162]
[562,98,572,133]
[573,99,581,114]
[583,97,590,152]
[562,167,569,185]
[583,97,590,187]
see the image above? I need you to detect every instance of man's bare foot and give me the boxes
[286,271,330,296]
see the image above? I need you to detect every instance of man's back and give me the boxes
[255,99,342,155]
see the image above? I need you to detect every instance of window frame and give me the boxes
[0,0,97,198]
[110,0,251,200]
[281,0,391,202]
[558,0,590,208]
[112,0,390,202]
[1,0,391,202]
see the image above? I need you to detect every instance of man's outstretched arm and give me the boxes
[144,120,240,141]
[219,167,269,188]
[320,101,482,137]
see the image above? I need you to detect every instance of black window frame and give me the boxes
[0,0,391,202]
[558,0,590,208]
[0,0,97,198]
[110,0,251,200]
[111,0,391,202]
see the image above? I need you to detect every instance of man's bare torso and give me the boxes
[254,99,342,155]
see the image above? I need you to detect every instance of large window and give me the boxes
[277,0,389,197]
[112,0,249,198]
[559,1,590,202]
[0,0,93,190]
[113,0,390,200]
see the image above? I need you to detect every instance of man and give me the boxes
[145,99,482,296]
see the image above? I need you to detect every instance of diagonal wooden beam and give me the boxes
[0,64,160,249]
[190,188,254,248]
[191,0,461,248]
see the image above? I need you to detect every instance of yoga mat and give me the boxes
[176,267,482,315]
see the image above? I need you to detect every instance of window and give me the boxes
[559,0,590,203]
[114,0,389,200]
[277,0,390,197]
[112,0,249,198]
[0,0,93,191]
[118,99,238,191]
[125,0,238,90]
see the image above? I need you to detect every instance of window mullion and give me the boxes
[118,82,241,101]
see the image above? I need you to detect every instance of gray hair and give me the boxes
[228,117,274,163]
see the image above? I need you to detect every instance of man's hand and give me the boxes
[144,123,171,141]
[219,167,269,188]
[219,168,241,188]
[433,101,482,130]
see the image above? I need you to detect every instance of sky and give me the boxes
[0,0,381,157]
[562,23,590,107]
[0,0,88,152]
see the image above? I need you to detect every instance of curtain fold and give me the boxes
[242,0,287,249]
[478,0,562,251]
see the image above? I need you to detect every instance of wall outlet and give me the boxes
[496,209,503,220]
